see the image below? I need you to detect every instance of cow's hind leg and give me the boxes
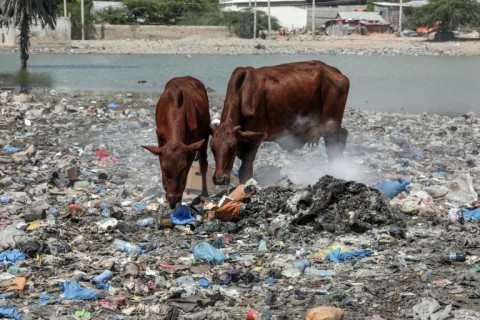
[324,126,348,160]
[199,139,209,197]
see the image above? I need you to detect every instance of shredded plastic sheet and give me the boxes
[61,281,101,300]
[372,179,410,198]
[192,241,225,265]
[326,247,374,263]
[0,250,27,263]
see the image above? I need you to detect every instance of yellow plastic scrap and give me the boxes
[311,243,351,260]
[27,220,42,230]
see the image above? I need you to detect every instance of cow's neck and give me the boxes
[223,102,241,125]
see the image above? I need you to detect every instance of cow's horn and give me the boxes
[233,126,242,132]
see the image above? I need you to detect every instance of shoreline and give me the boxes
[2,33,480,57]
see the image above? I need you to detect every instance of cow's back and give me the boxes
[225,61,348,143]
[155,76,210,145]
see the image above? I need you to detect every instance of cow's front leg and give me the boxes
[198,139,209,197]
[238,145,260,184]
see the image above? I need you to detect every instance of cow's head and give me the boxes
[210,123,264,185]
[142,139,204,209]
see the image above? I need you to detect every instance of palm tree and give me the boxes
[1,0,57,68]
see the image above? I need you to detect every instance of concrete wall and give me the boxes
[0,17,71,47]
[92,25,231,40]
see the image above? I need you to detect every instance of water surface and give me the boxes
[0,53,478,116]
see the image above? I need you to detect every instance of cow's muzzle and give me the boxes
[213,176,230,185]
[167,196,182,210]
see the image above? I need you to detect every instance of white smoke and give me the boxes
[282,146,368,185]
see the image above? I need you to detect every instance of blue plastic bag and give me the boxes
[108,103,119,109]
[0,250,27,263]
[61,281,101,300]
[461,208,480,222]
[192,241,225,265]
[171,205,196,225]
[326,247,374,263]
[198,278,210,287]
[0,306,23,320]
[0,293,13,299]
[372,179,410,198]
[2,146,21,153]
[36,293,61,306]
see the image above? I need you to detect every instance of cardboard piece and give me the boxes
[184,162,238,197]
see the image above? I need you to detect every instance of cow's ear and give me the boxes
[186,139,205,153]
[238,130,266,142]
[142,145,162,156]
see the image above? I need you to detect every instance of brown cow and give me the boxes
[142,76,211,209]
[210,60,349,185]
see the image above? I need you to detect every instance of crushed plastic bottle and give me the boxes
[136,217,155,227]
[112,239,144,255]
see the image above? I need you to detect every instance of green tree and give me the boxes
[225,8,280,39]
[407,0,480,37]
[1,0,57,68]
[95,6,129,24]
[62,0,95,39]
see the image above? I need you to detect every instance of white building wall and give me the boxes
[1,17,71,47]
[222,4,307,30]
[258,6,307,29]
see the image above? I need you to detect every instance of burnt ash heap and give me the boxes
[240,175,406,234]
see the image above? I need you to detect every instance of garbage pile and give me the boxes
[1,89,479,320]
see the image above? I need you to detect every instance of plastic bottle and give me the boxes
[136,217,155,227]
[304,267,337,277]
[0,196,14,204]
[95,218,118,232]
[443,252,466,262]
[112,239,144,255]
[91,270,114,284]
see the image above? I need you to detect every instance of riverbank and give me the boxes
[2,33,480,57]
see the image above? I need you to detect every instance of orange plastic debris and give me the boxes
[306,306,344,320]
[6,277,27,293]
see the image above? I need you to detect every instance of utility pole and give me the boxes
[311,0,316,40]
[253,0,257,39]
[81,0,85,40]
[268,0,271,36]
[398,0,403,32]
[64,0,67,17]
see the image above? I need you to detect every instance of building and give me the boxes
[374,1,428,31]
[326,11,390,36]
[219,0,366,31]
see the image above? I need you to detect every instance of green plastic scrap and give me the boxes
[74,310,92,319]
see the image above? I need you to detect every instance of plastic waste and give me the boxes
[198,278,210,288]
[36,293,61,305]
[372,179,409,198]
[291,259,311,272]
[171,205,196,225]
[0,306,23,320]
[326,247,374,263]
[136,217,155,227]
[112,239,144,255]
[94,218,118,232]
[448,207,463,223]
[304,267,337,277]
[92,270,114,285]
[0,293,14,299]
[108,103,119,109]
[61,281,101,300]
[442,252,466,262]
[0,250,27,263]
[306,306,344,320]
[461,208,480,221]
[2,146,21,153]
[0,196,14,203]
[131,202,146,214]
[192,241,225,265]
